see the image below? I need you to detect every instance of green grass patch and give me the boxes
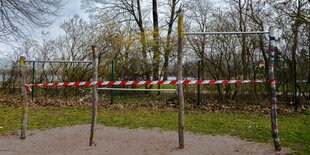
[0,104,309,154]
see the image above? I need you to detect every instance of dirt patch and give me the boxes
[0,125,291,155]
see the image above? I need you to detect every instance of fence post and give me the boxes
[269,27,281,151]
[177,9,185,149]
[20,56,28,139]
[111,59,114,104]
[90,45,99,146]
[198,60,201,106]
[32,61,35,100]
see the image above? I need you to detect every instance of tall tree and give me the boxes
[186,0,214,79]
[163,0,180,80]
[274,0,310,105]
[82,0,150,80]
[152,0,160,80]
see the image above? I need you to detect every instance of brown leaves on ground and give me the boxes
[0,96,303,114]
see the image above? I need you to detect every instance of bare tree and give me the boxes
[162,0,181,80]
[82,0,151,80]
[0,0,65,43]
[185,0,214,79]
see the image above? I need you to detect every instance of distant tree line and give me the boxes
[0,0,309,106]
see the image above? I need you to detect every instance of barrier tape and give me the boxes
[21,79,274,91]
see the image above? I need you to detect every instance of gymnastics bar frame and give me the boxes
[177,10,281,151]
[19,46,99,146]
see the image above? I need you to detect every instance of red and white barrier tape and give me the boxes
[21,79,274,91]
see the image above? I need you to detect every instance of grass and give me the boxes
[0,104,309,154]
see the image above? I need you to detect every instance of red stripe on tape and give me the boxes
[132,81,140,85]
[25,85,31,90]
[182,80,191,84]
[52,83,59,86]
[235,80,243,83]
[144,81,152,85]
[84,81,92,85]
[120,81,128,85]
[157,81,165,84]
[222,80,229,83]
[108,81,116,85]
[96,81,104,85]
[73,82,81,85]
[195,80,203,84]
[169,80,178,84]
[209,80,217,84]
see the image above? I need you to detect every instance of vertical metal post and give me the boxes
[111,60,114,104]
[177,9,185,149]
[198,60,201,106]
[20,56,28,139]
[90,45,98,146]
[269,27,281,151]
[31,61,35,100]
[294,59,298,111]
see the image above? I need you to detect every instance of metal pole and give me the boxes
[20,56,28,139]
[31,62,35,100]
[268,27,281,151]
[89,45,98,146]
[294,59,298,111]
[24,60,92,63]
[177,9,185,149]
[111,60,114,105]
[198,60,201,106]
[184,31,269,35]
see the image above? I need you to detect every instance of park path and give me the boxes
[0,124,291,155]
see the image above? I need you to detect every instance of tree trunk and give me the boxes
[152,0,160,81]
[291,1,301,109]
[136,0,149,81]
[238,0,247,80]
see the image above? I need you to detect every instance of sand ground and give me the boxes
[0,124,291,155]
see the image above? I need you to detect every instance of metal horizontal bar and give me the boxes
[24,60,92,63]
[184,31,269,35]
[97,88,177,92]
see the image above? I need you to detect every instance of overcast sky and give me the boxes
[44,0,89,40]
[0,0,88,59]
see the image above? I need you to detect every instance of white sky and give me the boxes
[0,0,231,60]
[40,0,89,40]
[0,0,89,59]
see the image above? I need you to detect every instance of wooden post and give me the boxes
[90,45,99,146]
[20,56,28,139]
[177,9,185,149]
[269,27,281,151]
